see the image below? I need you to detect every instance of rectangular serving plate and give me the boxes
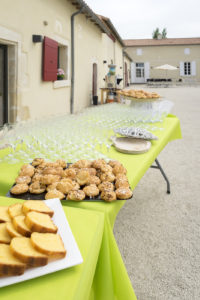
[6,189,133,202]
[0,198,83,288]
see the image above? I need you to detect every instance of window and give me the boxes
[184,62,191,75]
[184,48,190,55]
[136,48,142,56]
[136,63,144,78]
[57,45,68,80]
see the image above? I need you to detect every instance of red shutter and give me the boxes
[43,36,58,81]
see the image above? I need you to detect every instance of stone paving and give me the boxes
[114,86,200,300]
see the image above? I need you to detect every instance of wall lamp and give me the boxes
[32,35,43,43]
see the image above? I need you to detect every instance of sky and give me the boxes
[85,0,200,39]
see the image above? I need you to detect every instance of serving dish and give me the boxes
[0,198,83,288]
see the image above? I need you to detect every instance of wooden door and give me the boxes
[0,45,8,126]
[92,63,97,96]
[125,62,128,86]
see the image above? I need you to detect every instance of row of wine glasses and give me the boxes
[0,101,169,164]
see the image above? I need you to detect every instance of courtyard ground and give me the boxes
[114,85,200,300]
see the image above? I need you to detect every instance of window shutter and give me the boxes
[131,62,136,83]
[179,61,184,76]
[191,61,196,76]
[144,62,150,81]
[43,37,58,81]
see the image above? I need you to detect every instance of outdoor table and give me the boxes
[0,114,181,300]
[100,88,121,104]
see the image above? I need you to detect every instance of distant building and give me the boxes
[124,38,200,84]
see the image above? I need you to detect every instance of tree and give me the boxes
[162,28,167,38]
[152,27,160,39]
[152,27,167,39]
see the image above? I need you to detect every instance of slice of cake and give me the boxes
[0,244,26,276]
[6,222,23,238]
[0,223,12,244]
[0,206,11,223]
[8,203,23,219]
[25,211,57,234]
[10,237,48,267]
[31,232,66,259]
[12,215,32,237]
[22,200,54,217]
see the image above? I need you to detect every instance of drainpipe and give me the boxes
[70,6,85,114]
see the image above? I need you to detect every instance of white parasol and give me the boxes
[154,64,178,70]
[154,64,178,80]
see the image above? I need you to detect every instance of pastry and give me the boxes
[112,164,127,176]
[57,180,75,194]
[81,168,97,176]
[46,182,59,192]
[63,168,77,179]
[45,189,65,200]
[100,172,115,183]
[32,158,44,167]
[19,164,35,177]
[115,187,133,199]
[15,176,31,185]
[92,159,106,169]
[55,159,66,169]
[100,164,113,173]
[83,184,99,197]
[87,175,101,186]
[76,170,90,186]
[108,160,121,168]
[42,167,63,176]
[67,190,85,201]
[10,184,29,195]
[40,174,61,185]
[73,159,92,169]
[29,181,46,194]
[31,173,42,182]
[98,181,114,192]
[115,178,130,189]
[101,190,116,202]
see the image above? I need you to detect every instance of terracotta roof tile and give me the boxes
[124,37,200,47]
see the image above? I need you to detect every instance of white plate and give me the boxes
[111,136,151,154]
[0,198,83,288]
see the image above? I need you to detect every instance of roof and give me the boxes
[68,0,111,35]
[96,15,124,46]
[124,37,200,47]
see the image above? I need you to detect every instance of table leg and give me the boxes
[101,90,104,104]
[151,158,170,194]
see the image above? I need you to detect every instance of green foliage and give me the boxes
[152,27,167,39]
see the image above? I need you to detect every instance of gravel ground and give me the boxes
[114,86,200,300]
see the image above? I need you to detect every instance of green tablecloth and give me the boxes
[0,197,105,300]
[0,114,181,300]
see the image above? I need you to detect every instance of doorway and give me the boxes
[0,44,8,126]
[135,62,145,83]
